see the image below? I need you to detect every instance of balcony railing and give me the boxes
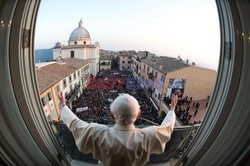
[65,84,80,103]
[52,123,200,164]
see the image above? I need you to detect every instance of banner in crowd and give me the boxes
[168,78,186,98]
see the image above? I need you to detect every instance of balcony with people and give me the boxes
[65,84,81,103]
[147,72,157,80]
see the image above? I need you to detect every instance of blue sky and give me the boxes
[35,0,220,70]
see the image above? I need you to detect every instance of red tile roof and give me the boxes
[36,58,89,93]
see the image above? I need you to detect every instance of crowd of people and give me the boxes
[175,97,202,125]
[66,69,206,126]
[164,95,204,125]
[70,70,164,126]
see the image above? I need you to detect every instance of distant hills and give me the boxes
[35,48,53,63]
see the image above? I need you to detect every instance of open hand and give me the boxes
[171,94,178,110]
[57,92,66,106]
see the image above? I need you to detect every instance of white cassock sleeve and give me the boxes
[151,111,176,154]
[60,106,107,159]
[60,106,79,128]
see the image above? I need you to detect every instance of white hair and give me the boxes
[110,94,140,125]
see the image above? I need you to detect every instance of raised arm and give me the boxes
[160,94,177,126]
[151,94,177,154]
[57,92,79,127]
[57,92,107,157]
[170,93,178,111]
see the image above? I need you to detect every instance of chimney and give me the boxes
[159,64,163,70]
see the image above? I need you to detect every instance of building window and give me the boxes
[65,92,68,98]
[158,93,161,100]
[70,85,73,91]
[41,97,46,106]
[144,64,146,70]
[78,70,80,77]
[122,61,125,64]
[147,66,149,72]
[84,65,89,71]
[74,72,76,80]
[161,75,164,82]
[155,71,158,77]
[48,92,52,101]
[74,41,77,45]
[63,79,67,88]
[70,51,74,58]
[84,41,86,45]
[69,75,72,83]
[56,85,60,92]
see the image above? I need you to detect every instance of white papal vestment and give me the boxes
[61,106,175,166]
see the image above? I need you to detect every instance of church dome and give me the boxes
[69,19,90,41]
